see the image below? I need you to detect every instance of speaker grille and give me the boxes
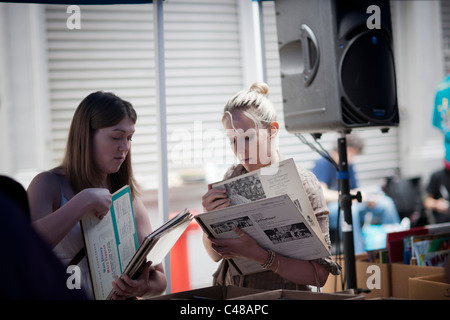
[341,97,370,126]
[340,31,397,124]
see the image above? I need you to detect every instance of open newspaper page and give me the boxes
[212,158,327,249]
[195,195,330,275]
[81,185,139,300]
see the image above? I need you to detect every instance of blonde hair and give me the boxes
[222,82,277,129]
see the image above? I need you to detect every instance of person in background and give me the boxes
[432,75,450,163]
[27,91,167,299]
[201,82,340,291]
[423,160,450,224]
[428,76,450,225]
[312,133,400,253]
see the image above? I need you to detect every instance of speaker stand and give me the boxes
[337,133,361,290]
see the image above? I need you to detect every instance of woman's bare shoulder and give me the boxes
[28,170,59,188]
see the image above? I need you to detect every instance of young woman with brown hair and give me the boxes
[27,91,167,299]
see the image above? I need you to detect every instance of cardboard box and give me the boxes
[322,275,345,293]
[150,285,363,300]
[230,289,364,300]
[356,259,391,299]
[391,263,444,299]
[149,285,265,300]
[322,254,366,293]
[322,255,345,293]
[409,274,450,300]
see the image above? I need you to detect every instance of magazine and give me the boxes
[211,158,327,248]
[81,185,192,300]
[411,232,450,267]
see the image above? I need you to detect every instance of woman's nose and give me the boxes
[119,138,130,151]
[234,139,246,155]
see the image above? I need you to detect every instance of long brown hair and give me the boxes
[61,91,139,198]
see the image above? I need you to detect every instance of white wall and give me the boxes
[393,0,446,185]
[0,4,11,175]
[0,4,51,186]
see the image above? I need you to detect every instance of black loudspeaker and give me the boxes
[275,0,399,134]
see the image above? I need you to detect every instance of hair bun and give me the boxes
[249,82,269,96]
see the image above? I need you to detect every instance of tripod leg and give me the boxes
[337,136,357,290]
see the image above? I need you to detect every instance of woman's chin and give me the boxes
[242,162,260,172]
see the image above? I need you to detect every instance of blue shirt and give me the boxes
[433,75,450,161]
[312,156,358,191]
[433,75,450,133]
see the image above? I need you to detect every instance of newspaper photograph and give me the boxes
[195,194,330,275]
[212,158,326,247]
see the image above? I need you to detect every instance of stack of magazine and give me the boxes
[386,222,450,264]
[408,232,450,267]
[80,185,192,300]
[195,158,330,276]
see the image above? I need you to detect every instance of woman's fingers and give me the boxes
[202,188,230,211]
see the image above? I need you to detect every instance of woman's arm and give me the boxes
[27,171,112,248]
[424,194,449,213]
[209,227,329,287]
[201,185,232,262]
[202,232,222,262]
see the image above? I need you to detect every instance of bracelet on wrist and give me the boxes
[273,258,280,273]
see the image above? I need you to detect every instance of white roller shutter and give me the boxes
[46,4,157,189]
[163,0,242,174]
[46,0,400,190]
[45,0,241,190]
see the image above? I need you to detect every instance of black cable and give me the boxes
[312,134,339,169]
[295,133,339,170]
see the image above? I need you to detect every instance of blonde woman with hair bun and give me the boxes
[202,82,341,291]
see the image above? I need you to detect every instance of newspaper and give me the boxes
[195,159,330,275]
[212,158,327,248]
